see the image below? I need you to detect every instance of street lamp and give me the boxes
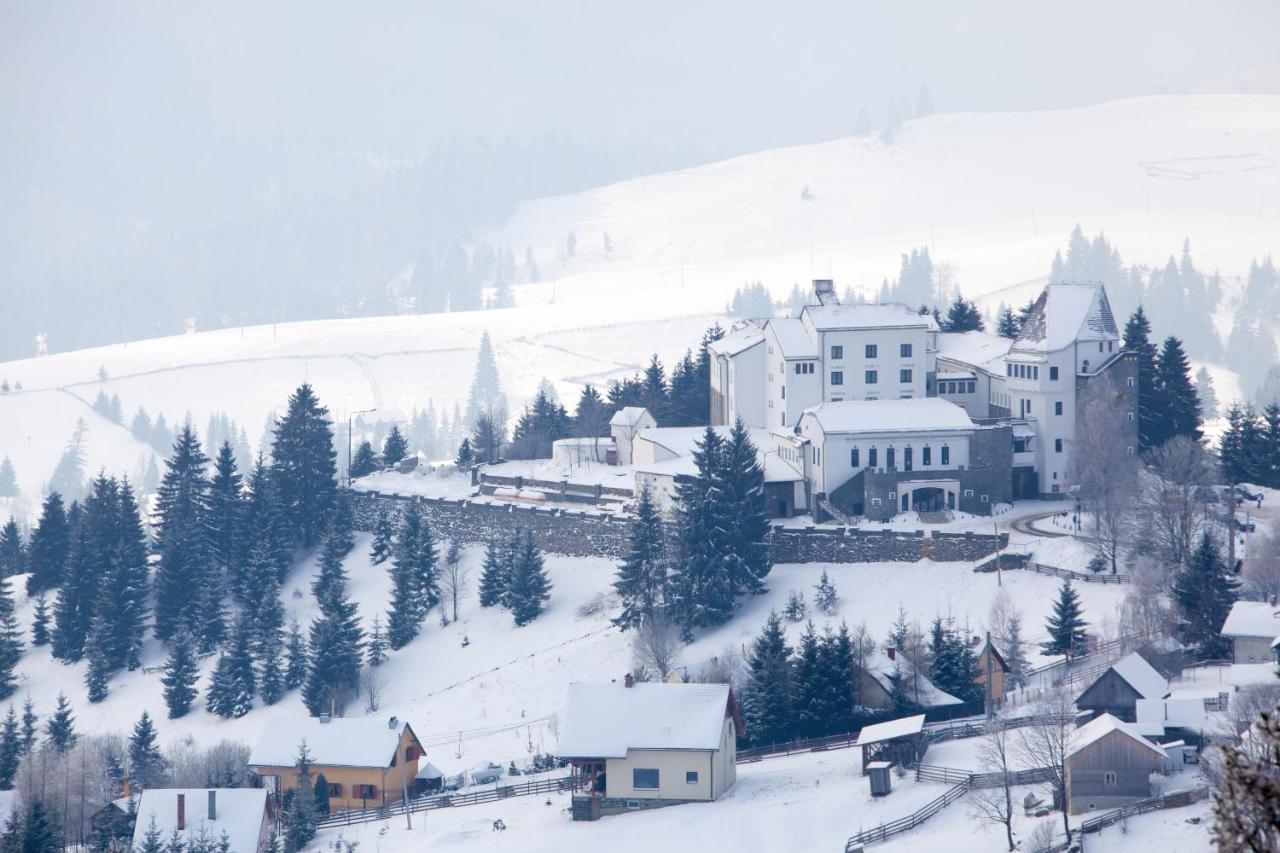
[348,408,376,487]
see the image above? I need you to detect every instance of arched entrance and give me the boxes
[911,487,945,512]
[896,480,961,518]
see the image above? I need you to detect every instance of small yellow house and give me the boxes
[248,716,424,812]
[559,678,743,819]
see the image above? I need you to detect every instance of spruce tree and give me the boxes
[128,711,166,790]
[386,501,427,649]
[366,615,388,666]
[285,619,308,690]
[30,595,50,646]
[206,616,256,719]
[382,426,409,467]
[242,454,290,596]
[1173,533,1239,659]
[1041,580,1087,660]
[0,458,15,499]
[83,616,111,702]
[507,532,551,626]
[0,577,20,701]
[478,538,507,608]
[454,438,474,470]
[410,512,439,620]
[154,425,212,641]
[463,331,506,429]
[44,693,76,753]
[0,521,23,578]
[612,486,667,630]
[813,570,838,614]
[349,440,379,479]
[368,506,394,565]
[942,295,985,332]
[996,305,1019,338]
[161,631,200,718]
[743,611,793,746]
[1124,307,1162,450]
[270,383,338,548]
[821,623,858,734]
[1003,613,1029,690]
[19,699,36,755]
[206,441,245,601]
[110,479,150,669]
[0,707,18,790]
[284,742,318,851]
[313,773,331,817]
[19,801,64,853]
[792,621,824,739]
[1195,366,1220,420]
[303,551,364,715]
[669,427,735,633]
[25,492,69,595]
[256,589,286,706]
[1155,335,1202,443]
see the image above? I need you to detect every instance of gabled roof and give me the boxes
[558,682,737,759]
[857,714,926,746]
[707,323,765,357]
[1067,713,1166,760]
[1135,698,1208,731]
[249,717,418,769]
[610,407,655,428]
[977,639,1009,672]
[802,302,936,332]
[862,651,963,708]
[130,789,267,853]
[1084,652,1169,702]
[801,398,975,435]
[766,318,818,359]
[1221,600,1280,638]
[1014,283,1118,353]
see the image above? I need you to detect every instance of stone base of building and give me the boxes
[571,794,705,820]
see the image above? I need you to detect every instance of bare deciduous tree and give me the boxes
[969,722,1017,851]
[362,664,388,713]
[1241,532,1280,603]
[631,615,683,680]
[1117,555,1173,639]
[440,538,468,622]
[1071,372,1139,574]
[1135,436,1218,568]
[1016,690,1075,843]
[850,622,877,707]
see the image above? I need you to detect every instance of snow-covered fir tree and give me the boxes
[270,383,338,549]
[303,526,364,715]
[128,711,166,790]
[742,611,792,747]
[206,616,256,719]
[813,570,838,614]
[381,426,409,467]
[1041,580,1087,660]
[0,707,19,791]
[506,532,551,627]
[153,425,212,642]
[25,492,69,595]
[478,537,507,608]
[368,506,394,564]
[783,590,807,622]
[612,486,667,630]
[1173,533,1239,659]
[0,520,22,577]
[0,577,21,700]
[366,615,388,667]
[30,595,49,646]
[1003,613,1030,690]
[161,631,200,718]
[284,742,318,851]
[284,619,307,690]
[44,693,76,753]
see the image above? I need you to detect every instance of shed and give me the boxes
[974,638,1010,709]
[1075,651,1169,722]
[867,762,893,797]
[857,714,927,774]
[1220,600,1280,663]
[609,408,657,465]
[1134,698,1208,747]
[414,761,447,793]
[1065,714,1165,814]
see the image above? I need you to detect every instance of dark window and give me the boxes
[851,448,860,467]
[903,446,913,471]
[900,343,912,357]
[868,447,878,468]
[794,363,801,375]
[900,369,912,383]
[633,769,660,790]
[1006,363,1012,377]
[406,746,419,762]
[1103,771,1116,786]
[941,445,950,465]
[354,784,377,800]
[831,345,843,359]
[831,371,844,386]
[1014,438,1027,453]
[1032,366,1039,380]
[1055,401,1063,415]
[865,370,878,384]
[922,446,931,465]
[886,447,896,469]
[967,380,976,393]
[327,783,344,797]
[685,771,699,784]
[865,344,878,358]
[1049,366,1059,380]
[1055,438,1063,452]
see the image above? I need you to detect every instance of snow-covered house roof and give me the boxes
[249,717,418,769]
[803,302,936,332]
[936,330,1012,374]
[801,398,976,435]
[1106,652,1170,700]
[558,682,739,759]
[1013,283,1118,353]
[1066,713,1165,760]
[862,650,963,708]
[1220,600,1280,638]
[130,789,268,853]
[766,318,818,359]
[856,714,926,746]
[707,323,765,357]
[633,426,803,483]
[610,407,655,428]
[1134,698,1208,732]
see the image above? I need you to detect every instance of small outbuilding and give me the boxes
[974,637,1010,710]
[1220,600,1280,663]
[856,714,928,774]
[130,789,272,852]
[1075,651,1169,722]
[1065,713,1166,814]
[609,407,657,465]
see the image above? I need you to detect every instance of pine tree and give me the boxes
[44,693,76,753]
[284,742,318,851]
[25,491,69,595]
[743,611,793,746]
[821,624,858,735]
[366,615,388,666]
[1172,533,1239,658]
[128,711,166,789]
[783,590,807,622]
[0,521,23,577]
[206,617,256,719]
[573,384,610,439]
[242,454,291,597]
[270,383,338,548]
[507,532,551,626]
[19,801,64,853]
[478,538,507,608]
[669,427,734,634]
[612,486,667,630]
[1155,336,1202,443]
[154,425,212,641]
[471,409,505,464]
[285,619,308,690]
[813,570,838,614]
[792,621,824,739]
[1003,613,1029,690]
[30,595,50,646]
[719,420,771,599]
[942,296,985,332]
[463,331,506,430]
[368,506,394,564]
[386,501,427,649]
[996,305,1019,339]
[349,440,379,479]
[382,426,409,467]
[161,631,200,718]
[0,578,20,701]
[1195,366,1220,420]
[454,438,475,470]
[1041,580,1087,660]
[303,550,364,715]
[1124,307,1163,450]
[258,616,286,706]
[0,458,16,499]
[0,707,19,790]
[410,512,439,620]
[109,479,150,669]
[206,442,245,602]
[19,699,36,756]
[83,617,111,702]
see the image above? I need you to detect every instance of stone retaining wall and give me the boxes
[350,490,1006,564]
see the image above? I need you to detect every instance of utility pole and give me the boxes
[985,630,995,721]
[994,521,1002,587]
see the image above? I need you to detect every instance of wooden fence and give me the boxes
[1077,787,1210,835]
[845,779,972,850]
[1025,562,1130,585]
[314,774,573,829]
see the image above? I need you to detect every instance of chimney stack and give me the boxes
[208,790,217,821]
[388,715,399,730]
[812,279,837,306]
[886,646,896,661]
[623,673,634,688]
[319,714,331,724]
[177,793,185,831]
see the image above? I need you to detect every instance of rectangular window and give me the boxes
[967,380,976,394]
[1006,363,1012,377]
[1032,366,1039,380]
[900,368,912,383]
[871,498,882,507]
[685,771,699,784]
[1098,342,1104,353]
[831,345,843,360]
[831,371,844,386]
[886,447,896,469]
[865,370,878,384]
[964,489,974,497]
[903,446,912,471]
[781,387,785,399]
[868,447,878,468]
[354,784,377,800]
[327,783,344,797]
[795,363,801,375]
[1049,366,1059,380]
[1055,401,1063,415]
[1054,438,1063,452]
[851,448,860,467]
[406,746,419,762]
[900,343,912,357]
[981,494,989,503]
[633,769,660,790]
[1103,771,1117,786]
[865,344,878,358]
[941,446,950,465]
[922,446,931,466]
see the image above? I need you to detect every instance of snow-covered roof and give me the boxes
[1013,283,1118,353]
[1107,652,1170,700]
[610,407,655,428]
[1135,698,1208,730]
[766,318,818,359]
[862,651,962,708]
[803,302,935,332]
[801,398,975,435]
[1011,423,1036,438]
[633,426,803,483]
[936,330,1012,373]
[936,371,976,381]
[857,714,926,746]
[558,682,734,759]
[1220,600,1280,638]
[249,717,415,769]
[1066,713,1166,760]
[130,789,267,853]
[707,323,765,357]
[415,761,446,781]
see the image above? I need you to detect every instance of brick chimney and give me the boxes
[207,790,216,821]
[623,673,634,688]
[177,793,185,831]
[886,646,896,661]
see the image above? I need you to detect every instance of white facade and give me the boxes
[708,323,767,427]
